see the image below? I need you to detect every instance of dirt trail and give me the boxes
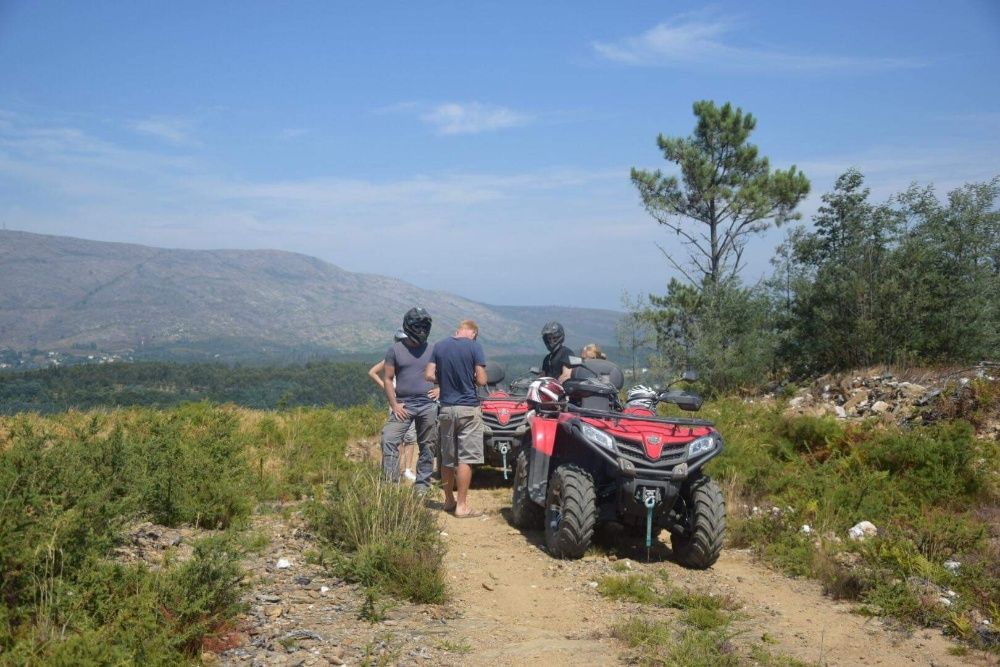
[215,460,993,666]
[440,474,993,667]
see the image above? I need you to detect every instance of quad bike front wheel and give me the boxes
[671,475,726,569]
[510,450,543,529]
[544,464,596,558]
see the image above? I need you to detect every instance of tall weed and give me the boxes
[309,467,446,603]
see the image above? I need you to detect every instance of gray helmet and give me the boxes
[541,321,565,352]
[402,307,432,345]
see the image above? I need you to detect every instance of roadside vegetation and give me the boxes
[0,403,396,665]
[698,380,1000,651]
[599,572,809,666]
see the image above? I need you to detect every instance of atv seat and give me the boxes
[480,360,506,396]
[565,360,625,411]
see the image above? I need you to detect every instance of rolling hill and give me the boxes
[0,230,621,360]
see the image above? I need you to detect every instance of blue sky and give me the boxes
[1,1,998,309]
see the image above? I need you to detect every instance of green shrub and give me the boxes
[0,536,246,666]
[309,467,446,603]
[597,574,660,604]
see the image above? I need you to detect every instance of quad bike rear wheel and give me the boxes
[510,450,543,529]
[671,476,726,569]
[544,464,596,558]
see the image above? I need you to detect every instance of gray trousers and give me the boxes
[381,402,438,491]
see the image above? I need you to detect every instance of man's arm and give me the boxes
[473,341,488,386]
[368,360,386,389]
[424,362,437,384]
[384,363,407,419]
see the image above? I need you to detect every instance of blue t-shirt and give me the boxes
[431,336,487,407]
[385,341,434,408]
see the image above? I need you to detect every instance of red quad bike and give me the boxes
[478,361,535,480]
[511,360,726,568]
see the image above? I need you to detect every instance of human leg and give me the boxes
[437,406,458,509]
[380,411,413,482]
[402,421,417,480]
[453,407,484,517]
[412,403,440,493]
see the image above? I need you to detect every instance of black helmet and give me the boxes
[402,307,432,345]
[541,321,565,352]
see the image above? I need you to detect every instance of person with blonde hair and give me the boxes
[426,320,487,517]
[581,343,607,360]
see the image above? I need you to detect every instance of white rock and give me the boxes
[320,586,329,593]
[834,406,847,418]
[276,558,292,569]
[587,581,598,588]
[789,396,806,409]
[945,589,957,598]
[943,560,961,573]
[848,521,878,541]
[938,596,952,607]
[800,525,812,535]
[870,401,891,414]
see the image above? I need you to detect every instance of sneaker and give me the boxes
[403,468,417,481]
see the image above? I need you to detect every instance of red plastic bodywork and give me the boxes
[481,391,529,426]
[530,411,712,461]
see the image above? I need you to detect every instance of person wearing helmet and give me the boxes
[381,308,438,491]
[368,329,424,481]
[541,321,574,382]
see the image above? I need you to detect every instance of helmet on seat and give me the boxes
[526,377,565,406]
[626,384,658,411]
[541,321,565,352]
[402,307,432,344]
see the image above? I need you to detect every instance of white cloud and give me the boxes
[279,127,309,139]
[420,102,532,135]
[593,14,923,72]
[129,115,198,145]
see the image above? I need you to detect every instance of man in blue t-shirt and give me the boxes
[382,307,438,492]
[425,319,487,517]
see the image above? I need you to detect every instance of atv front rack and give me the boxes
[564,403,714,428]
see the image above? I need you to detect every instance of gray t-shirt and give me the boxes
[385,341,434,407]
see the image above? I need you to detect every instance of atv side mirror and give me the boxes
[566,356,583,367]
[529,366,541,375]
[682,369,699,382]
[659,390,703,412]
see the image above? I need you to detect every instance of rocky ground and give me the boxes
[780,362,1000,439]
[118,440,998,666]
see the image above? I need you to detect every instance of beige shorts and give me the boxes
[438,405,484,467]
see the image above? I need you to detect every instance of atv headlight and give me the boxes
[687,435,717,458]
[581,422,616,452]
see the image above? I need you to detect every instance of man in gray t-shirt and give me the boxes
[381,308,438,491]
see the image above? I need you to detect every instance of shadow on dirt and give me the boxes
[472,466,514,490]
[494,506,679,564]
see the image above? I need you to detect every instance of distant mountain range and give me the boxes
[0,230,621,360]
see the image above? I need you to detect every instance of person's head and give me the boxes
[541,321,565,352]
[581,343,606,360]
[455,319,479,340]
[402,307,432,345]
